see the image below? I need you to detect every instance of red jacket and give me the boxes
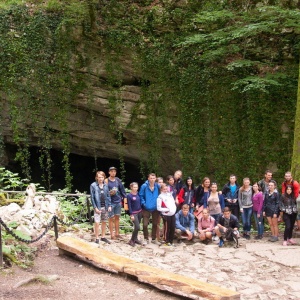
[282,180,299,197]
[177,187,195,205]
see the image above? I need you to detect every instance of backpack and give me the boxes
[225,228,239,248]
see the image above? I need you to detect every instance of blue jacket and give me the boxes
[139,180,160,212]
[90,182,111,210]
[175,210,195,234]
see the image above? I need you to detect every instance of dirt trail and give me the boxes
[0,245,179,300]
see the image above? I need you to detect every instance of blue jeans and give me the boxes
[241,207,253,233]
[253,211,264,236]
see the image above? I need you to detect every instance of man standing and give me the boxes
[258,169,277,194]
[175,204,195,241]
[139,173,161,245]
[222,174,240,219]
[282,171,299,196]
[174,170,183,195]
[106,167,127,240]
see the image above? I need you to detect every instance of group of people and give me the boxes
[90,168,300,247]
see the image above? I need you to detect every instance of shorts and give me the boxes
[94,207,108,223]
[297,213,300,221]
[109,202,122,218]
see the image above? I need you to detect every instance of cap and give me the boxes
[109,166,117,171]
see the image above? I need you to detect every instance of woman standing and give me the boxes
[178,176,195,213]
[127,182,142,247]
[157,183,177,246]
[279,186,297,246]
[90,171,112,244]
[238,178,253,240]
[204,182,225,225]
[195,177,211,208]
[263,181,280,242]
[252,182,264,240]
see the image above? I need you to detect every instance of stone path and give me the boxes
[63,230,300,300]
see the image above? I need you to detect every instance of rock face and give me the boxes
[1,71,179,175]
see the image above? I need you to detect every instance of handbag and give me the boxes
[194,205,204,220]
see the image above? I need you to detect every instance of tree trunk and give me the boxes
[291,61,300,180]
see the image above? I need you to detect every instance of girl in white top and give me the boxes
[157,183,177,246]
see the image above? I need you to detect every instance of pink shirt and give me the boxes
[198,216,215,232]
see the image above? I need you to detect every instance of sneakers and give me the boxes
[128,240,135,247]
[219,239,224,247]
[151,239,161,246]
[270,236,278,242]
[245,234,250,240]
[212,236,219,242]
[142,240,149,246]
[95,239,100,244]
[164,242,176,247]
[282,241,288,246]
[101,237,111,244]
[255,235,263,240]
[287,238,296,245]
[134,239,142,245]
[268,236,274,241]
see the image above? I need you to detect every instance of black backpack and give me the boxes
[225,228,239,248]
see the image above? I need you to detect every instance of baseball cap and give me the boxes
[109,166,117,171]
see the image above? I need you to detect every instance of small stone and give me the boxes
[135,288,148,295]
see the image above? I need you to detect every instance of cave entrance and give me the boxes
[4,145,143,192]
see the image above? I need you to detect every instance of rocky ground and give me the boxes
[1,229,300,300]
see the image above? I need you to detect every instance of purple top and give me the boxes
[252,191,264,213]
[127,193,142,215]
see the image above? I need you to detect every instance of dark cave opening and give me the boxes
[4,145,144,193]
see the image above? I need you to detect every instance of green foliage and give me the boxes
[0,167,28,190]
[56,189,88,221]
[0,0,299,186]
[1,227,37,268]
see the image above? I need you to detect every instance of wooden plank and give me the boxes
[57,236,132,273]
[56,236,240,300]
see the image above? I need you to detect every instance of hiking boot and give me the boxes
[219,239,224,247]
[128,240,135,247]
[245,234,250,240]
[95,239,100,244]
[101,237,111,244]
[134,239,142,245]
[151,239,161,246]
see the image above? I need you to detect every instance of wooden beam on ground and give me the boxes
[56,236,240,300]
